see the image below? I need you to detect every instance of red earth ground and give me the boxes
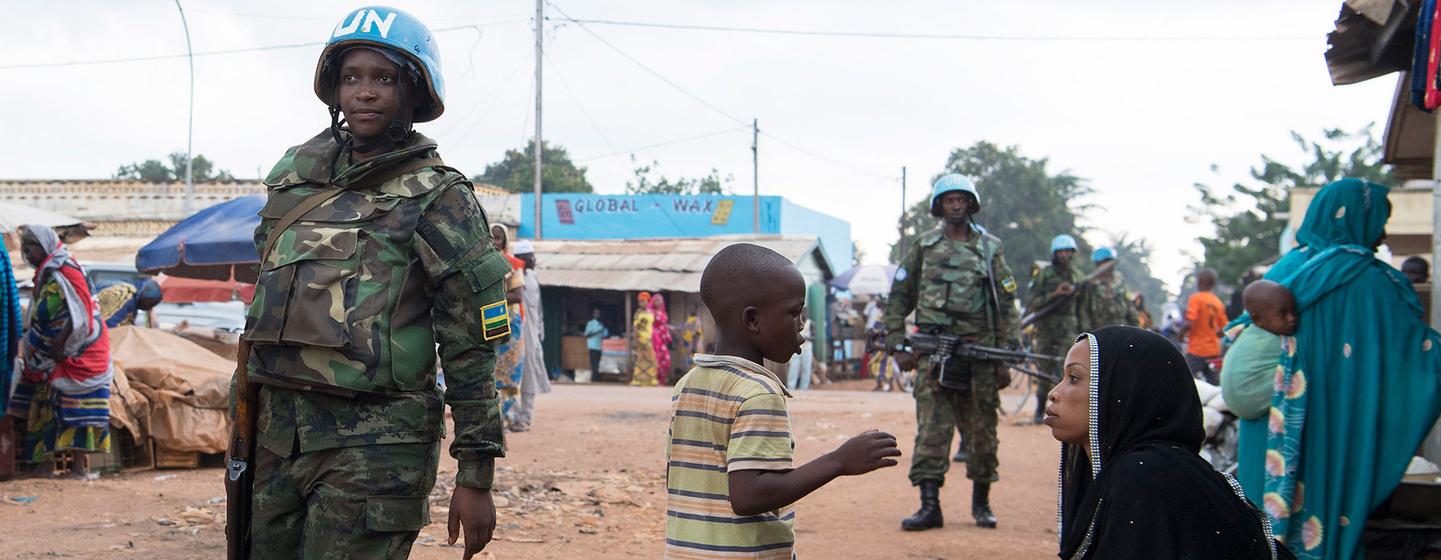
[0,380,1064,559]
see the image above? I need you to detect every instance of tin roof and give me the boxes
[531,235,830,293]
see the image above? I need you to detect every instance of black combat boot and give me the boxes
[972,481,998,529]
[952,434,968,462]
[901,481,943,531]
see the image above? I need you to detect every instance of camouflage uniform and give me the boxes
[1025,262,1084,417]
[885,226,1019,486]
[243,131,508,559]
[1077,274,1138,332]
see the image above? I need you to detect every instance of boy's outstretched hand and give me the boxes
[826,430,902,476]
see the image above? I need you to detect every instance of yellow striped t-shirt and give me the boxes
[665,353,796,560]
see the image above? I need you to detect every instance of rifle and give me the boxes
[226,339,256,560]
[907,332,1061,386]
[1020,259,1117,329]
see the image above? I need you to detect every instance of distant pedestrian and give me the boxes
[582,308,608,377]
[786,318,814,390]
[650,293,673,385]
[512,239,550,432]
[96,278,162,328]
[1402,255,1429,284]
[630,292,658,386]
[1178,268,1226,385]
[664,243,900,559]
[490,225,526,428]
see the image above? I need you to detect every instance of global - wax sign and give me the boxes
[533,195,779,240]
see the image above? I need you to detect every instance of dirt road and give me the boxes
[1,382,1063,559]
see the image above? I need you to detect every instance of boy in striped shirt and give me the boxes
[665,243,901,559]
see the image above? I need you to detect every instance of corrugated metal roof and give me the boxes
[531,235,826,293]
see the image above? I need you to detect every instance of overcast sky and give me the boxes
[4,1,1396,294]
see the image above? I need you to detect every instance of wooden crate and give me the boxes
[87,429,154,473]
[155,444,200,469]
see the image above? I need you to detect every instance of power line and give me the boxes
[0,20,529,71]
[543,50,621,162]
[547,1,894,182]
[438,52,534,145]
[577,127,747,162]
[760,132,895,182]
[545,15,1318,42]
[545,2,748,128]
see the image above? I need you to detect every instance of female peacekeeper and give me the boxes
[240,6,510,559]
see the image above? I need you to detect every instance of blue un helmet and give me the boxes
[1091,246,1116,263]
[929,174,981,217]
[1050,234,1078,254]
[314,6,445,123]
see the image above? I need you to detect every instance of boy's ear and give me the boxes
[741,305,761,334]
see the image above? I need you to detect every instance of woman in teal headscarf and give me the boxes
[1243,178,1441,559]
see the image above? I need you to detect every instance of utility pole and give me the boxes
[533,0,545,240]
[751,118,759,234]
[175,0,194,216]
[898,166,908,260]
[900,166,907,239]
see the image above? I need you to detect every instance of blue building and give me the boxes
[514,194,852,269]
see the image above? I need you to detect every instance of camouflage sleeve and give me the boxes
[1075,285,1093,332]
[1124,289,1140,326]
[416,182,510,490]
[991,242,1021,346]
[1026,268,1051,312]
[884,244,922,349]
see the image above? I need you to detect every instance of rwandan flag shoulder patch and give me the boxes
[481,301,510,341]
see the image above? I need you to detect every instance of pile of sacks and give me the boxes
[1195,379,1238,470]
[108,326,232,455]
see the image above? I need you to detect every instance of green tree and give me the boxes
[1189,125,1392,284]
[114,152,234,182]
[890,141,1097,303]
[475,140,593,193]
[625,157,731,195]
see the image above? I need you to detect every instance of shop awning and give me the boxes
[531,235,831,293]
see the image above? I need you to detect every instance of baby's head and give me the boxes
[1243,280,1297,336]
[700,243,807,363]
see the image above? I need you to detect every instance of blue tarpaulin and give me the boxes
[136,194,264,282]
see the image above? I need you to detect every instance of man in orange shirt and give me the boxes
[1178,268,1227,385]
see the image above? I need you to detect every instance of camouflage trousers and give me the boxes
[908,357,1001,485]
[251,441,439,560]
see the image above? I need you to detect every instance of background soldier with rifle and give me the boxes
[1022,234,1084,424]
[1076,247,1138,331]
[227,7,508,560]
[885,174,1021,531]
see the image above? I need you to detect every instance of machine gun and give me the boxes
[1019,259,1117,329]
[907,332,1061,388]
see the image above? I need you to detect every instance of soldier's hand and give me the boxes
[894,351,918,371]
[995,367,1013,388]
[448,486,496,559]
[1053,283,1075,297]
[826,430,902,476]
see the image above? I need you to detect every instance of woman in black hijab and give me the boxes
[1043,325,1292,559]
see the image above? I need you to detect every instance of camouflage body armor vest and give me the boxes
[914,228,1002,337]
[243,133,505,395]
